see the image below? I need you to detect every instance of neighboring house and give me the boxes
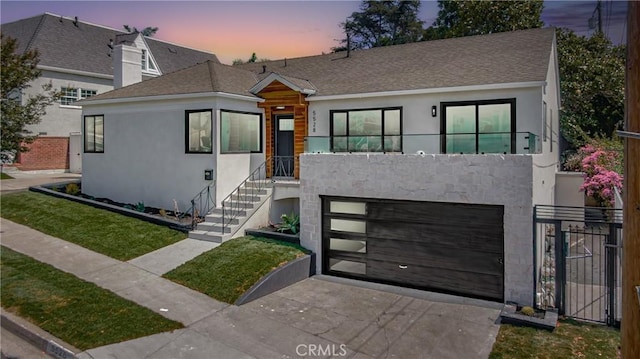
[0,13,218,171]
[80,27,560,306]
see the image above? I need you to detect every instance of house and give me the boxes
[80,27,560,306]
[0,13,218,171]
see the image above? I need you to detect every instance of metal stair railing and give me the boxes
[185,182,216,230]
[221,158,271,233]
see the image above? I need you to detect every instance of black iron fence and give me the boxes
[534,205,623,326]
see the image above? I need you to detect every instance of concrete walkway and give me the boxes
[0,170,80,193]
[0,218,503,359]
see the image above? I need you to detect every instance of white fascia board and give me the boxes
[38,65,113,80]
[80,92,264,106]
[250,73,316,95]
[306,81,546,102]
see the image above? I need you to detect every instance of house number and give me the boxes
[312,110,317,133]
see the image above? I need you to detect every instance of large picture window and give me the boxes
[186,110,212,153]
[330,107,401,152]
[220,110,262,153]
[84,115,104,153]
[442,99,515,154]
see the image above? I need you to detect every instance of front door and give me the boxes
[274,115,294,177]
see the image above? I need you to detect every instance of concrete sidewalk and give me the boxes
[0,218,502,359]
[0,170,81,193]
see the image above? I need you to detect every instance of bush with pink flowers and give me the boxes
[565,142,623,207]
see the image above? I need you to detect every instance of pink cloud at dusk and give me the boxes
[1,1,627,65]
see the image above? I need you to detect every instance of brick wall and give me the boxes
[15,137,69,170]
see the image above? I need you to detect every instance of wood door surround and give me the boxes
[256,80,309,179]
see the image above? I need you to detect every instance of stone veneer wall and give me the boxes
[299,153,535,305]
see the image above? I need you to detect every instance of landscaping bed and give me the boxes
[0,246,183,350]
[33,182,193,232]
[0,191,186,261]
[164,236,309,304]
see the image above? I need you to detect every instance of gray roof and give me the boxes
[1,13,219,76]
[239,27,556,97]
[83,61,259,101]
[80,27,555,104]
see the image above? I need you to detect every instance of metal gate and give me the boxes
[534,205,623,326]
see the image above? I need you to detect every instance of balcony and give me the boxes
[305,132,540,155]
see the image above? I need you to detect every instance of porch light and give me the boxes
[431,106,437,117]
[276,106,285,110]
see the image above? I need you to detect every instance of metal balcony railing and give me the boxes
[305,132,540,154]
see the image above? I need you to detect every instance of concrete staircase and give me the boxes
[188,182,272,243]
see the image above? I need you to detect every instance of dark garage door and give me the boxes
[322,196,504,302]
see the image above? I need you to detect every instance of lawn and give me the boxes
[0,191,186,261]
[1,172,14,180]
[490,319,620,359]
[164,236,308,304]
[1,246,183,350]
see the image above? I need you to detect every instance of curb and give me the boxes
[1,310,79,359]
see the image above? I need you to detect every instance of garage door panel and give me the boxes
[367,239,503,275]
[322,196,504,302]
[367,222,502,253]
[367,201,503,225]
[367,259,503,300]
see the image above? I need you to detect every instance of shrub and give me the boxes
[277,212,300,234]
[564,139,623,207]
[520,306,536,316]
[65,183,80,195]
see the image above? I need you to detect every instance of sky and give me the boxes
[0,0,629,65]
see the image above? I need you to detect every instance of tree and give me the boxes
[1,35,60,154]
[556,28,625,147]
[335,0,424,51]
[232,53,269,65]
[424,0,544,40]
[123,25,158,37]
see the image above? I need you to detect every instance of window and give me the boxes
[186,110,212,153]
[543,102,548,142]
[442,99,515,154]
[141,49,158,72]
[220,110,262,153]
[84,115,104,153]
[330,108,401,152]
[61,87,97,106]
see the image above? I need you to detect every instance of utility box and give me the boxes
[204,169,214,181]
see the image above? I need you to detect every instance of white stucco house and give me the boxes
[0,13,218,171]
[80,27,560,305]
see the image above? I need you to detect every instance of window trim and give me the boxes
[329,106,403,153]
[84,114,104,153]
[219,109,263,154]
[185,109,213,154]
[440,98,516,154]
[543,101,548,142]
[60,87,97,107]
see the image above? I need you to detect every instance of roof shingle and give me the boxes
[1,13,219,76]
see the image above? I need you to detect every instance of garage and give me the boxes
[322,196,505,302]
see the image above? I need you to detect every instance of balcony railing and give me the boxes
[305,132,540,155]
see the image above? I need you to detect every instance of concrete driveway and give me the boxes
[238,276,503,358]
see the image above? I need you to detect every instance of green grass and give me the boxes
[1,172,14,180]
[490,319,620,359]
[1,246,183,350]
[164,236,308,303]
[0,191,186,261]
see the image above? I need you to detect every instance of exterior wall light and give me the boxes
[431,106,437,117]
